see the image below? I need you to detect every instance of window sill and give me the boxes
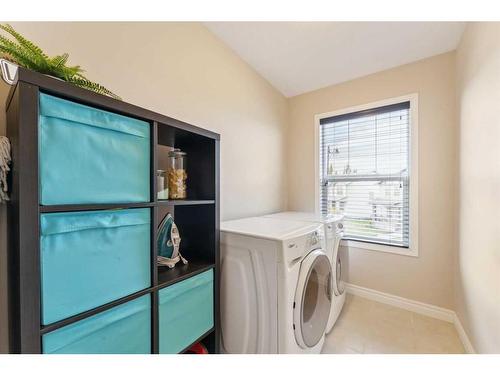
[340,239,418,257]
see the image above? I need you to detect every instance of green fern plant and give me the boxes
[0,24,121,100]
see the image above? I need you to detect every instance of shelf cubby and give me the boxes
[156,121,216,202]
[156,202,217,280]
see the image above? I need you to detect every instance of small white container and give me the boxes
[157,170,169,200]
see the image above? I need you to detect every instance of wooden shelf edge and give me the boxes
[39,200,215,213]
[157,262,215,290]
[40,202,155,213]
[156,199,215,206]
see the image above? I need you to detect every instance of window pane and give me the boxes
[319,102,410,248]
[322,120,349,176]
[324,180,409,246]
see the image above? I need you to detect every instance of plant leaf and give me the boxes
[0,24,49,59]
[68,76,122,100]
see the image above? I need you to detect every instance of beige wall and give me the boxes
[0,22,288,352]
[455,22,500,353]
[287,52,458,309]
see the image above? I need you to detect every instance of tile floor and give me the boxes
[322,294,465,354]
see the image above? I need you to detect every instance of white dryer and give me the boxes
[262,212,346,333]
[220,217,332,354]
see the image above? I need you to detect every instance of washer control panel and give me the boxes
[308,229,325,251]
[280,225,325,264]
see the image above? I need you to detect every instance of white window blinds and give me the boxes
[319,101,410,248]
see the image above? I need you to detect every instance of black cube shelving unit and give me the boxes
[4,67,220,354]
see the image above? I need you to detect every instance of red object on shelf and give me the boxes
[185,342,209,354]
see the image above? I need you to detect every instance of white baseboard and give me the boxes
[453,314,476,354]
[345,283,455,322]
[345,283,475,353]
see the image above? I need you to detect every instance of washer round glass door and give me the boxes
[334,254,345,295]
[332,232,345,296]
[294,250,332,349]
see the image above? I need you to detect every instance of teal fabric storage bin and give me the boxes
[159,270,214,354]
[40,208,151,325]
[39,93,150,205]
[42,294,151,354]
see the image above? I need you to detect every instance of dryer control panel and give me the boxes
[325,221,344,240]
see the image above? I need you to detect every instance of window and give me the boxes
[317,96,418,255]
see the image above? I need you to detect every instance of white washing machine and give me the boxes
[262,212,346,333]
[220,217,332,354]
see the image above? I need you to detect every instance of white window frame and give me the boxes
[314,94,419,257]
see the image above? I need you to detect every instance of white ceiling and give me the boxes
[205,22,467,97]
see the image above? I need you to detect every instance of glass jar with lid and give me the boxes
[167,149,187,199]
